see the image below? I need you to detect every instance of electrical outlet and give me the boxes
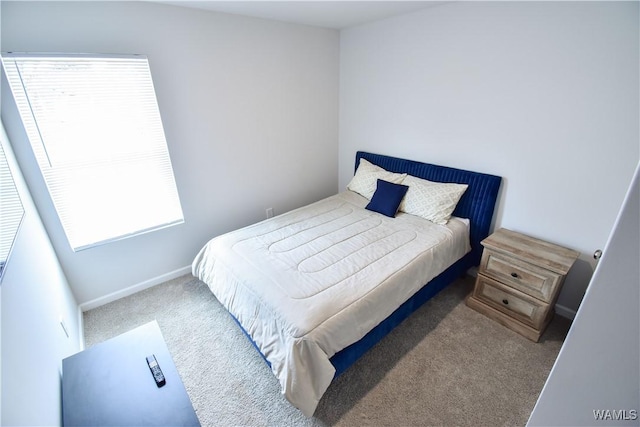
[266,207,274,219]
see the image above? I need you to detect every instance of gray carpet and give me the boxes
[83,274,570,426]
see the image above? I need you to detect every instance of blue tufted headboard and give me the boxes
[355,151,502,267]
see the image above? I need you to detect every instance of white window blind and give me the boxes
[2,54,184,251]
[0,142,24,266]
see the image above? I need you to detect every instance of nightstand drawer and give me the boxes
[480,251,562,302]
[474,274,547,328]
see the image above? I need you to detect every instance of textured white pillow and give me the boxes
[399,175,468,225]
[347,159,406,200]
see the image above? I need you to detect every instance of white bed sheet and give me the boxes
[192,191,470,416]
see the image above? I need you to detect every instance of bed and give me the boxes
[192,151,502,416]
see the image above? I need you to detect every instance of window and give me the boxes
[2,53,183,251]
[0,140,24,280]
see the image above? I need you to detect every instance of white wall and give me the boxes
[0,121,81,426]
[527,163,639,426]
[1,1,340,305]
[339,1,639,313]
[2,1,636,315]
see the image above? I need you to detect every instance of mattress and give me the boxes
[192,190,470,416]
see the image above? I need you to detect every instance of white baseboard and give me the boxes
[79,265,192,312]
[554,303,577,320]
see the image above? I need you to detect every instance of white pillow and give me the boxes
[347,159,406,200]
[399,175,468,225]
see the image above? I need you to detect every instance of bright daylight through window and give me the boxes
[2,54,184,251]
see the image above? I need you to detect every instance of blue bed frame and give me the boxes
[329,151,502,376]
[233,151,502,381]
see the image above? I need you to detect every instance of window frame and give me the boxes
[1,52,184,251]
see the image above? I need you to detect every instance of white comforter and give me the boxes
[192,191,470,416]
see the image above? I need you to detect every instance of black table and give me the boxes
[62,321,200,426]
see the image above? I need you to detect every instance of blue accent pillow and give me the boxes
[366,179,409,218]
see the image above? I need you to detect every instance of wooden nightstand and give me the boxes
[466,228,579,342]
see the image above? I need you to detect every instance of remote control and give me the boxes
[146,354,166,387]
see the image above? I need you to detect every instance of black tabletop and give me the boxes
[62,321,200,426]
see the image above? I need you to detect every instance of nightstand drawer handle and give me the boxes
[510,272,519,279]
[502,299,509,305]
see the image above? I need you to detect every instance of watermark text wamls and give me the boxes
[593,409,638,421]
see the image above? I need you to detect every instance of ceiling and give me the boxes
[155,1,445,29]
